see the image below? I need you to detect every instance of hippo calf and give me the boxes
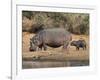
[29,28,72,51]
[70,39,86,50]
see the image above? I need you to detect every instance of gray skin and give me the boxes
[29,28,72,51]
[70,40,87,50]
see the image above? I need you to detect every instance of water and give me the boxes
[22,60,89,69]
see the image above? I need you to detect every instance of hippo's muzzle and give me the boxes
[29,39,37,51]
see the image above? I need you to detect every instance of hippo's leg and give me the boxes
[63,42,69,49]
[38,44,44,51]
[78,47,79,50]
[39,46,43,51]
[76,46,79,50]
[83,45,86,50]
[76,47,78,50]
[43,44,47,51]
[62,41,70,54]
[38,47,42,51]
[83,46,85,50]
[40,47,42,50]
[85,45,87,50]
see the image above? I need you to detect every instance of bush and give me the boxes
[22,11,89,35]
[29,24,44,33]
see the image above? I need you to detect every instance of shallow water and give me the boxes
[22,60,89,69]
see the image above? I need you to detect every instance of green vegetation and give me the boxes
[22,11,89,35]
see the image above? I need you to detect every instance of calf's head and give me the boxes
[70,41,77,46]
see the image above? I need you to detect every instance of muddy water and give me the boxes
[22,60,89,69]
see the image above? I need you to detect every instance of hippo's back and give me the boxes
[41,28,70,35]
[38,28,72,45]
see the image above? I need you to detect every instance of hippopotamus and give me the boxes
[70,39,86,50]
[29,28,72,51]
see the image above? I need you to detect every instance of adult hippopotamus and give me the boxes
[29,28,72,51]
[70,39,87,50]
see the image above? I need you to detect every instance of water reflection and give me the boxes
[22,60,89,69]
